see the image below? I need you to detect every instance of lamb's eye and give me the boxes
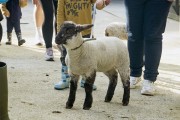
[67,29,74,34]
[66,30,70,34]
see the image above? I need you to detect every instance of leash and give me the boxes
[71,38,96,50]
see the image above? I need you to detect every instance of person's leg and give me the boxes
[141,0,172,95]
[39,0,54,61]
[53,0,58,35]
[0,23,3,45]
[124,0,144,88]
[0,10,3,45]
[143,0,172,82]
[14,19,26,46]
[33,0,44,45]
[5,19,13,45]
[54,45,70,90]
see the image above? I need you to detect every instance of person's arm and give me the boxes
[57,0,65,33]
[0,3,10,17]
[32,0,39,5]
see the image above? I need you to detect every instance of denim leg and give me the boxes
[124,0,145,77]
[14,19,21,33]
[6,19,13,33]
[143,0,172,81]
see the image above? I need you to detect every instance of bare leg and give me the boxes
[33,0,44,45]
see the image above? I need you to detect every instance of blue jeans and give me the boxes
[7,18,21,33]
[124,0,172,81]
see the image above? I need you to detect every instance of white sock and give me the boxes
[35,27,43,43]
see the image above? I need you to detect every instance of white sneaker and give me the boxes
[45,48,54,61]
[34,32,43,46]
[130,76,141,89]
[141,80,155,96]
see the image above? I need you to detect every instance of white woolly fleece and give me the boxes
[64,33,129,79]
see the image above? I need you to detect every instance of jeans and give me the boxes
[7,19,21,33]
[124,0,172,81]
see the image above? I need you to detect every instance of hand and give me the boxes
[96,0,111,10]
[104,0,111,6]
[32,0,39,5]
[1,4,10,17]
[3,11,10,17]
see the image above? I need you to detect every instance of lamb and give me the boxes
[55,21,130,110]
[105,22,128,40]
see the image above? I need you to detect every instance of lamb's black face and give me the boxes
[55,21,93,45]
[55,22,77,45]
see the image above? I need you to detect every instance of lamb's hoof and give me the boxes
[83,106,91,110]
[122,101,129,106]
[104,96,112,102]
[66,105,73,109]
[66,102,73,109]
[104,99,110,102]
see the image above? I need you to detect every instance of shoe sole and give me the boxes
[141,91,154,96]
[6,43,11,45]
[141,93,154,96]
[36,43,43,46]
[45,58,54,61]
[18,40,26,46]
[54,86,69,90]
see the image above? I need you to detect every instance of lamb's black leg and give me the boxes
[122,80,130,106]
[104,69,118,102]
[118,68,130,106]
[83,71,96,110]
[66,75,79,109]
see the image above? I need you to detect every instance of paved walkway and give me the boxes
[0,1,180,120]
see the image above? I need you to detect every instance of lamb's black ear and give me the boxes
[76,24,93,32]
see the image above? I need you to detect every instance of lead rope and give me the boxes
[90,3,96,38]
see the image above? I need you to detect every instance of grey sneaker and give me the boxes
[130,76,141,89]
[141,80,155,96]
[45,48,54,61]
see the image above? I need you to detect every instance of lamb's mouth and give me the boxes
[55,41,62,45]
[55,37,67,45]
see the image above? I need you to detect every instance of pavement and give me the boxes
[0,0,180,120]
